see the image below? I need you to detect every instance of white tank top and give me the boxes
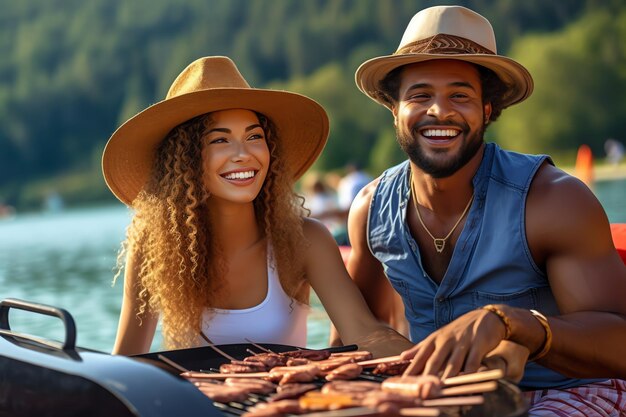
[200,249,309,347]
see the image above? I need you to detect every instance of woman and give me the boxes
[102,56,413,357]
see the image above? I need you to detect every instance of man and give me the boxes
[347,5,626,415]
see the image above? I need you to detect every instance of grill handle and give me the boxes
[0,298,77,351]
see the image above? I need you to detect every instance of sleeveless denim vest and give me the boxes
[368,142,601,390]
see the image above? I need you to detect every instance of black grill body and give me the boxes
[0,298,219,417]
[0,298,528,417]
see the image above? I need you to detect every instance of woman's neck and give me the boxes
[207,200,263,252]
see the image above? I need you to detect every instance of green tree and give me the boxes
[493,9,626,160]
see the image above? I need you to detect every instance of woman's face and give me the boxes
[201,109,270,204]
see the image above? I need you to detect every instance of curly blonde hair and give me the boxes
[115,112,309,349]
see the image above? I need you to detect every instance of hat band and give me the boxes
[395,34,495,56]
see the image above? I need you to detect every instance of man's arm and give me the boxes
[346,181,406,324]
[402,163,626,379]
[521,162,626,377]
[329,180,409,346]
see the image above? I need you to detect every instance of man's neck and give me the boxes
[410,143,484,214]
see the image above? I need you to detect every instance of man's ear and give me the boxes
[392,106,398,127]
[484,102,492,124]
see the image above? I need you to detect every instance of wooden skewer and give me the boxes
[158,354,190,373]
[181,365,503,385]
[399,408,441,417]
[199,331,238,362]
[296,407,378,417]
[439,380,497,397]
[181,371,270,379]
[442,368,503,386]
[421,394,484,407]
[357,355,402,367]
[244,338,277,354]
[297,407,439,417]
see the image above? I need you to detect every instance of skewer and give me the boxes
[399,408,441,417]
[297,406,440,417]
[403,357,421,377]
[245,338,277,354]
[180,372,501,403]
[356,355,402,367]
[200,331,238,361]
[441,369,503,386]
[421,394,484,407]
[157,354,190,373]
[199,331,213,345]
[181,371,269,379]
[439,380,497,397]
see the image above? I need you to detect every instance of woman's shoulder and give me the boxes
[301,217,341,250]
[302,216,333,237]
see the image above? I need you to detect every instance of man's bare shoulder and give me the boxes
[350,176,382,216]
[529,162,602,216]
[527,161,612,259]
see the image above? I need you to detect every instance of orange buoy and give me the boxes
[574,144,594,188]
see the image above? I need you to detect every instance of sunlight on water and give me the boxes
[0,178,624,353]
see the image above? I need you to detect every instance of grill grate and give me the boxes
[193,368,389,417]
[139,344,528,417]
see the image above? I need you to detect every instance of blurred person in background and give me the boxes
[302,174,348,245]
[337,162,372,214]
[604,138,624,166]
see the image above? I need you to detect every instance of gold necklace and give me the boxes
[410,172,473,253]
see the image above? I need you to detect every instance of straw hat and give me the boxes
[356,5,533,110]
[102,56,329,206]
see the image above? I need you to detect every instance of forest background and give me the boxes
[1,0,625,211]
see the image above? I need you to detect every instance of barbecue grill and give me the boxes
[0,298,528,417]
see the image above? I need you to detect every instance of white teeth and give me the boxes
[422,129,459,137]
[223,171,255,180]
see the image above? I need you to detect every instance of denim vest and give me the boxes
[368,142,601,390]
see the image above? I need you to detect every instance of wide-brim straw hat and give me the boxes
[356,5,533,110]
[102,56,329,206]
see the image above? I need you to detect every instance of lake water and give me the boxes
[1,178,624,353]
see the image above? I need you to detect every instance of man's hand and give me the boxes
[400,308,509,378]
[481,340,529,383]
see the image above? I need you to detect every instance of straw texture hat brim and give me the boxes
[356,52,534,110]
[103,88,328,206]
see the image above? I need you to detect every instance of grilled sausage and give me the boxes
[325,363,363,381]
[243,399,303,417]
[381,375,442,399]
[279,349,331,361]
[372,360,411,376]
[270,383,319,401]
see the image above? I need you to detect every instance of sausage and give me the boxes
[372,360,411,376]
[270,383,318,401]
[325,363,363,381]
[279,349,331,361]
[381,375,442,399]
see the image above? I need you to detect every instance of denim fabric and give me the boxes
[367,142,602,390]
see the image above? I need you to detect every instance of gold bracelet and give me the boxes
[481,304,512,340]
[528,309,552,361]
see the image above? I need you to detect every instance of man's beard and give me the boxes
[396,121,485,178]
